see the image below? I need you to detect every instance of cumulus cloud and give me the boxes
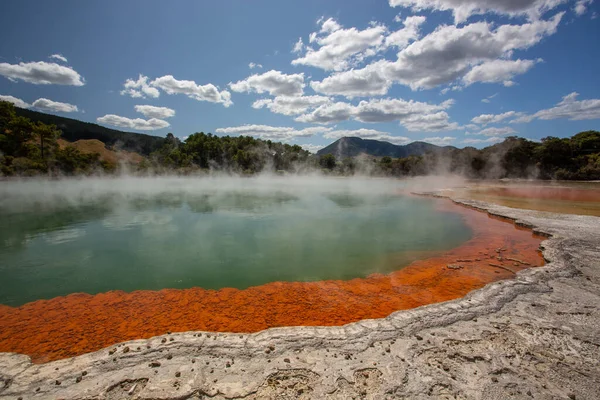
[388,0,566,24]
[97,114,170,131]
[310,64,391,98]
[151,75,232,107]
[323,128,411,145]
[467,126,517,136]
[513,92,600,122]
[471,110,523,125]
[574,0,593,15]
[291,18,387,71]
[120,75,160,99]
[311,13,563,96]
[249,62,263,69]
[0,94,31,108]
[292,38,305,54]
[32,98,78,113]
[134,105,176,119]
[252,95,331,116]
[229,70,305,96]
[215,124,330,141]
[385,16,427,49]
[0,61,84,85]
[49,54,68,63]
[422,136,456,146]
[296,98,458,132]
[463,58,541,86]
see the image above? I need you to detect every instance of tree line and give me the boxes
[2,100,599,179]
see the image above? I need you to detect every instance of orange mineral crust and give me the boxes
[0,199,544,364]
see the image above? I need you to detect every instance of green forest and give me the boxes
[1,100,599,179]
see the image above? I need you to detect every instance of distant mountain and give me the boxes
[15,108,165,155]
[316,137,455,158]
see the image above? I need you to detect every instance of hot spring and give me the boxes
[0,176,473,307]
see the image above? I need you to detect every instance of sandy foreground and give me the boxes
[0,193,599,399]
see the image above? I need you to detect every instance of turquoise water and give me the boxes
[0,177,473,306]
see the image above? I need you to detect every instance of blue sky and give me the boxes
[0,0,599,151]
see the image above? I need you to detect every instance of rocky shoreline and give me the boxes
[1,195,599,399]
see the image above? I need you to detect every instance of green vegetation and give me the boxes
[2,100,599,179]
[15,107,165,155]
[1,101,104,175]
[143,131,311,174]
[369,134,600,180]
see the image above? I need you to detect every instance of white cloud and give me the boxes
[385,16,426,49]
[323,128,412,145]
[463,136,504,145]
[32,98,78,113]
[252,95,331,116]
[401,111,460,131]
[134,105,175,119]
[229,70,305,96]
[463,58,541,86]
[481,93,498,103]
[574,0,593,15]
[249,62,263,69]
[0,94,31,108]
[388,0,566,24]
[0,61,84,85]
[422,136,456,146]
[301,143,325,153]
[311,13,563,96]
[151,75,232,107]
[291,18,387,71]
[310,63,391,98]
[97,114,170,131]
[468,126,517,136]
[513,92,600,123]
[49,54,68,63]
[292,38,305,54]
[120,75,160,99]
[296,98,458,132]
[471,110,523,125]
[215,124,330,141]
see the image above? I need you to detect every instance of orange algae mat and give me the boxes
[0,198,544,364]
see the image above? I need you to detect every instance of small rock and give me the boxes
[123,346,130,353]
[175,372,181,378]
[161,338,167,343]
[82,371,87,376]
[415,334,423,341]
[76,376,82,383]
[55,380,61,386]
[226,362,231,368]
[284,358,290,363]
[149,362,161,368]
[167,354,173,360]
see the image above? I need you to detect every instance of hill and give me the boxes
[14,108,165,155]
[316,137,454,158]
[57,139,144,165]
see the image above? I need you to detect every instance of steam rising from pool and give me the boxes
[0,176,473,306]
